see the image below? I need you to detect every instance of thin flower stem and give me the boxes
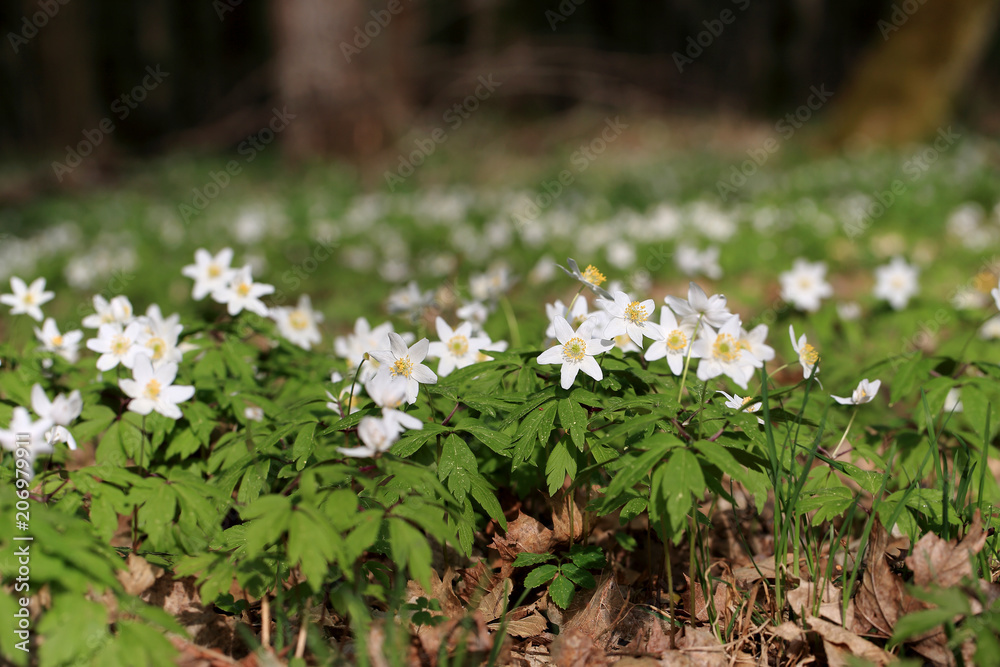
[830,409,858,460]
[564,284,586,320]
[500,296,521,348]
[676,315,704,402]
[345,358,367,420]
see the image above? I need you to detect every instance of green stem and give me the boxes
[676,314,704,403]
[830,410,858,460]
[500,296,521,348]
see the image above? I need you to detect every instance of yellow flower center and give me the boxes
[582,265,606,286]
[112,335,131,356]
[666,330,687,352]
[289,311,309,330]
[144,379,161,400]
[562,337,586,361]
[857,389,867,400]
[391,356,413,378]
[800,343,819,365]
[797,277,812,290]
[51,335,64,346]
[624,301,648,324]
[712,334,740,362]
[208,264,222,278]
[742,396,753,406]
[448,335,469,357]
[973,271,995,293]
[237,282,252,297]
[23,293,35,305]
[146,337,166,360]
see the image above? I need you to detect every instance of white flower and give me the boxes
[674,244,722,280]
[326,387,363,415]
[334,318,414,383]
[644,307,699,375]
[339,407,423,458]
[944,387,963,413]
[664,282,731,329]
[992,277,1000,311]
[600,291,663,348]
[427,317,489,377]
[244,406,264,422]
[387,280,434,321]
[780,259,833,313]
[0,408,54,480]
[873,256,919,310]
[691,315,763,390]
[86,322,148,371]
[34,318,84,363]
[31,384,83,450]
[536,316,614,390]
[979,314,1000,340]
[181,247,237,300]
[1,277,54,322]
[118,356,195,420]
[545,297,594,338]
[789,325,820,380]
[837,302,862,321]
[557,258,612,299]
[740,324,774,363]
[82,295,135,328]
[367,333,438,405]
[831,378,881,405]
[469,264,514,302]
[212,265,274,317]
[456,301,489,333]
[270,294,323,350]
[717,390,764,425]
[135,304,185,367]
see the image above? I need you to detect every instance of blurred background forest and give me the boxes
[2,0,1000,187]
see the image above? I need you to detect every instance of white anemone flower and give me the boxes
[34,318,84,363]
[427,317,489,377]
[691,315,763,390]
[1,277,54,322]
[992,277,1000,311]
[557,258,612,299]
[181,247,237,301]
[739,324,775,363]
[0,408,54,480]
[86,321,148,371]
[644,306,699,375]
[118,356,195,420]
[212,265,275,317]
[367,333,438,405]
[789,325,820,380]
[779,258,834,313]
[600,291,663,348]
[873,256,919,310]
[717,390,764,425]
[31,384,83,450]
[334,318,414,384]
[82,295,135,328]
[339,407,423,458]
[270,294,323,350]
[545,297,594,338]
[136,304,185,367]
[831,378,881,405]
[536,316,614,390]
[664,282,731,329]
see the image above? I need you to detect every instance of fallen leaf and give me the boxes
[406,568,464,619]
[550,627,609,667]
[496,609,548,638]
[906,511,987,589]
[491,511,554,561]
[805,616,893,666]
[478,577,513,623]
[564,575,632,647]
[852,518,921,637]
[786,580,853,627]
[117,553,162,597]
[550,490,585,543]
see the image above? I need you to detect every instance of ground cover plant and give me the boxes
[2,124,1000,665]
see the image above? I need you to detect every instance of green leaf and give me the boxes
[569,544,607,570]
[512,399,558,468]
[558,398,589,450]
[388,517,433,591]
[292,421,318,465]
[548,573,576,609]
[469,473,507,530]
[523,564,559,588]
[671,449,706,496]
[619,497,648,523]
[560,562,596,589]
[454,423,512,455]
[597,434,680,514]
[512,552,556,567]
[545,441,577,496]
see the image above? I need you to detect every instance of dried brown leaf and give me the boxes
[852,518,921,637]
[500,610,548,638]
[805,616,893,667]
[478,577,513,623]
[786,580,853,627]
[564,575,628,644]
[406,568,464,619]
[549,627,609,667]
[491,511,554,561]
[117,553,162,597]
[550,490,585,543]
[906,511,987,589]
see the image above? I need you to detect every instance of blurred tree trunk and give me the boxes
[828,0,1000,147]
[271,0,418,160]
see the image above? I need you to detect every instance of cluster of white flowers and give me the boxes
[778,256,920,315]
[0,385,83,480]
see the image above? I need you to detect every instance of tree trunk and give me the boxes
[828,0,1000,147]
